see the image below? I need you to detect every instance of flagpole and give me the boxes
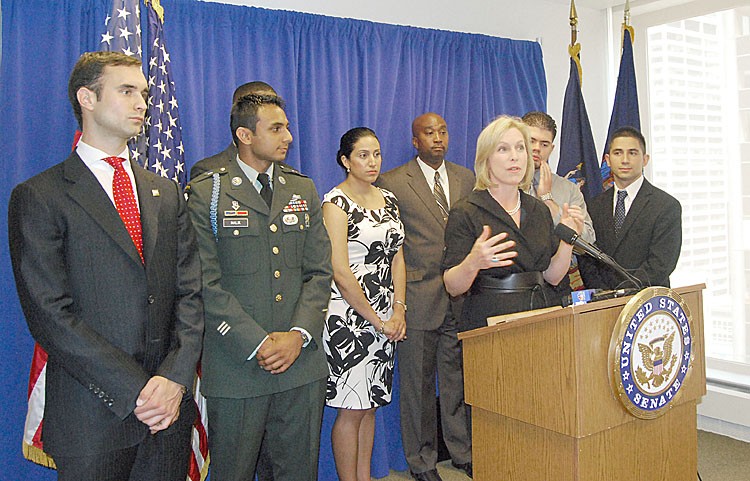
[569,0,583,86]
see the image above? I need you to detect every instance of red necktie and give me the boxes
[103,156,144,263]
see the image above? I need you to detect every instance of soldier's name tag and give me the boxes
[283,213,299,226]
[224,210,249,217]
[223,218,249,228]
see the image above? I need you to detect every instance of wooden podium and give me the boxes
[457,284,706,481]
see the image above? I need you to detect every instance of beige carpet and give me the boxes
[374,430,750,481]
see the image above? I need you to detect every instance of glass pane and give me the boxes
[647,7,750,367]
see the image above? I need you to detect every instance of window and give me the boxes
[645,8,750,367]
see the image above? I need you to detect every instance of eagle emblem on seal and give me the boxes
[635,332,677,389]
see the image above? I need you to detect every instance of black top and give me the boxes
[442,189,559,331]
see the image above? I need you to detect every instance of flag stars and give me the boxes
[158,81,167,94]
[119,26,133,41]
[102,31,114,45]
[117,7,131,20]
[169,97,178,110]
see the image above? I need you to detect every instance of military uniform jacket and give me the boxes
[187,160,332,398]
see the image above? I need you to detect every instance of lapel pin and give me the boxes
[278,176,286,185]
[152,189,160,197]
[231,176,243,186]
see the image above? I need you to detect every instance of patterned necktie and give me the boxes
[258,173,273,208]
[614,190,628,236]
[103,156,143,263]
[433,171,449,222]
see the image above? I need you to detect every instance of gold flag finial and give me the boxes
[569,0,578,47]
[624,0,631,26]
[145,0,165,23]
[621,0,635,48]
[568,0,583,86]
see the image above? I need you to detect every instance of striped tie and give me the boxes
[433,171,449,222]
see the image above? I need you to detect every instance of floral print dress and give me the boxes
[322,187,405,409]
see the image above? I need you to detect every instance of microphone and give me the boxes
[554,223,643,289]
[554,223,607,261]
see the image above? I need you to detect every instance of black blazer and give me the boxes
[8,152,204,456]
[581,178,682,289]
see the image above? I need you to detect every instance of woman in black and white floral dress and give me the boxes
[322,127,406,481]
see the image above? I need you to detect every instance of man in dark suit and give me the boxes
[581,126,682,289]
[8,51,204,480]
[189,81,277,180]
[187,94,332,481]
[377,113,474,481]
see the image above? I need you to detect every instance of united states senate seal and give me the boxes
[609,287,694,419]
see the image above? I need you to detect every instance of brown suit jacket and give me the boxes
[377,158,475,331]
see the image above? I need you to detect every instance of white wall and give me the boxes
[208,0,611,169]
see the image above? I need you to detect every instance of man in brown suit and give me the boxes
[377,113,475,481]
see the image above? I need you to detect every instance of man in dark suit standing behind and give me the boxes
[377,113,474,481]
[8,51,204,480]
[581,126,682,289]
[189,81,277,180]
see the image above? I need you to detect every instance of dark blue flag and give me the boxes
[557,57,603,201]
[601,28,640,190]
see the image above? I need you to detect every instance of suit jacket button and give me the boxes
[275,294,283,302]
[269,224,278,233]
[274,270,281,279]
[272,246,280,255]
[148,295,155,304]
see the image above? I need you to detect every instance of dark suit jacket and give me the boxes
[8,152,204,456]
[581,178,682,289]
[190,143,236,180]
[376,158,475,331]
[187,160,332,398]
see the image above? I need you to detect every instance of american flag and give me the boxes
[143,1,186,185]
[23,1,206,479]
[101,0,149,163]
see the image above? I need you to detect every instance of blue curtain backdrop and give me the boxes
[0,0,546,479]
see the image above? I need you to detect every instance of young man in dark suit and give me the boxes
[187,94,332,481]
[8,51,204,480]
[377,113,474,481]
[581,126,682,289]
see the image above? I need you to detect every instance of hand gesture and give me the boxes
[559,203,584,235]
[468,225,517,271]
[538,162,553,197]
